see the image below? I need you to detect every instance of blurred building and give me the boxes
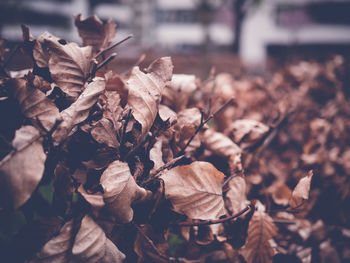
[0,0,350,64]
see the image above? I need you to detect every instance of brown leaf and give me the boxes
[9,78,60,131]
[225,176,248,215]
[290,171,313,208]
[100,160,151,223]
[53,77,105,145]
[78,185,105,208]
[0,126,45,209]
[91,118,120,148]
[162,74,197,112]
[266,182,292,206]
[149,139,165,172]
[225,119,269,148]
[41,34,93,98]
[202,128,241,159]
[75,14,116,53]
[105,71,128,107]
[173,107,202,154]
[241,209,277,263]
[30,215,125,263]
[126,57,173,141]
[160,161,226,220]
[33,32,58,68]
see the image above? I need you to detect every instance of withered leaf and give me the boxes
[78,185,105,209]
[10,78,60,131]
[33,32,58,68]
[0,126,45,209]
[202,128,241,159]
[226,119,269,148]
[75,14,116,53]
[160,161,226,220]
[126,57,173,141]
[162,74,197,111]
[290,171,313,208]
[241,209,277,263]
[100,160,151,223]
[225,176,247,215]
[30,215,125,263]
[42,34,93,98]
[91,118,120,148]
[53,77,105,145]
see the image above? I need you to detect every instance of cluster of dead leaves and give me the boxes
[0,14,333,263]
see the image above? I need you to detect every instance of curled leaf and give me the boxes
[75,14,116,53]
[42,34,93,98]
[202,128,241,159]
[163,74,197,111]
[290,171,313,208]
[225,119,269,148]
[9,78,60,131]
[160,161,226,220]
[53,77,105,144]
[100,160,151,223]
[30,215,125,263]
[0,126,45,209]
[225,176,247,215]
[126,57,173,141]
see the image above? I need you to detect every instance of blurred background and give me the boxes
[1,0,350,76]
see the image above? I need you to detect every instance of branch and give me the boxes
[142,155,185,187]
[177,97,234,157]
[94,35,132,59]
[95,52,117,71]
[174,201,255,227]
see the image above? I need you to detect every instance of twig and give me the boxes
[142,155,185,187]
[174,202,254,227]
[94,35,132,59]
[119,108,132,146]
[133,223,169,261]
[177,97,234,157]
[95,52,117,72]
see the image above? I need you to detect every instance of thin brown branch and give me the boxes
[95,35,132,59]
[133,223,169,260]
[174,201,254,227]
[142,155,185,187]
[177,97,234,157]
[95,52,117,72]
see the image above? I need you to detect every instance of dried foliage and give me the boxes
[0,14,349,263]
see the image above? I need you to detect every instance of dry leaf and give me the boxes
[225,176,247,215]
[162,74,197,111]
[266,182,292,206]
[158,104,177,124]
[149,139,165,172]
[33,32,58,68]
[241,209,278,263]
[202,128,241,159]
[75,14,116,53]
[30,215,125,263]
[290,171,313,208]
[173,107,202,154]
[53,77,105,144]
[91,118,119,148]
[0,126,45,209]
[160,161,226,220]
[9,78,60,131]
[225,119,269,148]
[42,34,93,98]
[78,185,105,208]
[126,57,173,141]
[104,71,128,107]
[100,160,151,223]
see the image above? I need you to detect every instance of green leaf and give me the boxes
[38,180,54,205]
